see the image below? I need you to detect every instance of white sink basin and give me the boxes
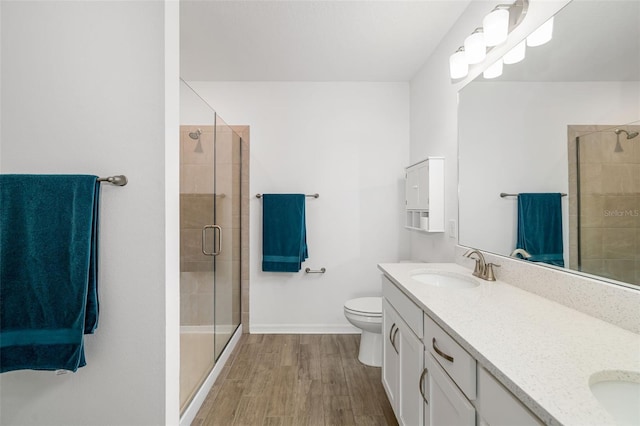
[590,374,640,425]
[410,270,479,289]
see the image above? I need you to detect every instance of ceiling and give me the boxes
[180,0,471,82]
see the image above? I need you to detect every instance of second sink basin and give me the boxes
[590,372,640,425]
[410,270,479,289]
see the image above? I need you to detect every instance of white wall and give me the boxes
[408,0,570,262]
[458,81,640,262]
[187,82,410,332]
[0,1,180,425]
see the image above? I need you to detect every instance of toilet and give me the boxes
[344,297,383,367]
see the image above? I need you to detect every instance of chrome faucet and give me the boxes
[463,249,500,281]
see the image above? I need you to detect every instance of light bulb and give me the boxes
[503,40,526,64]
[483,58,503,79]
[464,28,486,64]
[527,17,554,47]
[483,8,509,47]
[449,47,468,79]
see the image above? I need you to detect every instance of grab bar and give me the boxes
[256,193,319,198]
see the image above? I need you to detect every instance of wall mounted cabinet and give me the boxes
[405,157,444,232]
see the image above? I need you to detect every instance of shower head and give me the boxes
[614,129,639,139]
[188,129,202,140]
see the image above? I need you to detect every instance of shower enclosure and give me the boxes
[179,80,242,413]
[569,121,640,286]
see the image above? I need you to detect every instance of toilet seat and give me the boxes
[344,297,382,317]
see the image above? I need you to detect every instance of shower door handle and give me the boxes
[202,225,222,256]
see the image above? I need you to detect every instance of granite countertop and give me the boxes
[378,262,640,426]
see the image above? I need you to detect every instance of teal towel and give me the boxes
[516,193,564,267]
[0,174,100,373]
[262,194,308,272]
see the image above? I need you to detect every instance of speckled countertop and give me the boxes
[378,262,640,426]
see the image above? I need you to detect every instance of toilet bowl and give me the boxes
[344,297,382,367]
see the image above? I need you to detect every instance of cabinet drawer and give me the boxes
[424,313,476,400]
[382,275,423,338]
[477,367,542,426]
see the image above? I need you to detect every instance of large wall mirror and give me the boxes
[458,0,640,289]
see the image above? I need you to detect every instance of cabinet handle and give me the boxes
[389,323,396,345]
[392,327,400,354]
[432,337,454,363]
[419,367,429,405]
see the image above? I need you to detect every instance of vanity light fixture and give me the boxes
[503,39,526,64]
[483,58,504,79]
[449,47,469,79]
[464,28,487,64]
[483,5,510,47]
[527,16,554,47]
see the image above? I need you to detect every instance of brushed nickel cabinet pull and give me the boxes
[419,367,429,404]
[432,337,454,363]
[392,327,400,354]
[389,323,396,345]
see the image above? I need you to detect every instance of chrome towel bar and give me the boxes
[305,267,326,274]
[97,175,128,186]
[500,192,566,198]
[256,193,318,198]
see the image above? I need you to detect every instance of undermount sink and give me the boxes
[590,372,640,425]
[410,270,479,289]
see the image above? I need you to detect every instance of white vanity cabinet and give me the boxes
[405,157,444,233]
[382,272,544,426]
[382,276,425,426]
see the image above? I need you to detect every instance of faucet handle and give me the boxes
[484,263,501,281]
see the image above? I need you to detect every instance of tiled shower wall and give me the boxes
[179,125,249,327]
[568,125,640,285]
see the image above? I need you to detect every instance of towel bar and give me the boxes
[256,193,318,198]
[97,175,128,186]
[500,192,566,198]
[305,267,326,274]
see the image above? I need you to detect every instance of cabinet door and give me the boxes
[476,367,542,426]
[405,166,420,210]
[382,299,400,415]
[398,321,424,426]
[406,162,429,211]
[416,162,429,210]
[425,353,475,426]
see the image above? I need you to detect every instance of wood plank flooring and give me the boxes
[193,334,398,426]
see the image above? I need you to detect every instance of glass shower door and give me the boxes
[179,80,216,414]
[179,80,243,415]
[213,115,242,359]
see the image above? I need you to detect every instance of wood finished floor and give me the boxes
[193,334,398,426]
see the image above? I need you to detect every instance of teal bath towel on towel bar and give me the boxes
[516,193,564,267]
[262,194,308,272]
[0,174,100,373]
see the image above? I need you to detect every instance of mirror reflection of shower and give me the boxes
[188,128,204,153]
[613,128,640,152]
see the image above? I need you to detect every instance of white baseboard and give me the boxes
[250,324,360,334]
[179,324,243,426]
